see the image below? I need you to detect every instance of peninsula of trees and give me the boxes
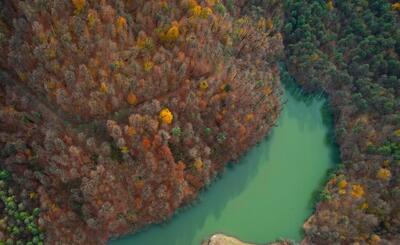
[0,0,282,244]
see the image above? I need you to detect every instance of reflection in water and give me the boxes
[110,68,338,245]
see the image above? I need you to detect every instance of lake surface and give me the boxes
[110,75,338,245]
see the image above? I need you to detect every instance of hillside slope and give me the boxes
[0,0,282,244]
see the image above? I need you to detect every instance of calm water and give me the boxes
[110,77,338,245]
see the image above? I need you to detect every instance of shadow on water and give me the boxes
[279,63,339,154]
[279,65,325,133]
[279,63,340,235]
[111,132,273,245]
[280,63,340,164]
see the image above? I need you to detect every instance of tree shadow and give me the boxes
[279,63,341,239]
[280,64,326,133]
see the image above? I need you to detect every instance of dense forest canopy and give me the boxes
[0,0,399,244]
[284,0,400,243]
[0,0,282,244]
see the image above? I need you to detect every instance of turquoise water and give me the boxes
[110,79,338,245]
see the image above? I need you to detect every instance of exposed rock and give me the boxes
[202,233,255,245]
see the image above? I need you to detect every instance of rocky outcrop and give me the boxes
[201,233,298,245]
[201,233,255,245]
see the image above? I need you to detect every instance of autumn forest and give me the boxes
[0,0,399,245]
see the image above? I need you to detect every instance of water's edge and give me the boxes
[110,67,338,245]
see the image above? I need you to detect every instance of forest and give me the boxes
[283,0,400,243]
[0,0,282,244]
[0,0,399,244]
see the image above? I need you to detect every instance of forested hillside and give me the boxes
[0,0,282,244]
[284,0,400,243]
[1,0,399,244]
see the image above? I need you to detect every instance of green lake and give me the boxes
[110,76,338,245]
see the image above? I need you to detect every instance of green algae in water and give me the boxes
[110,73,338,245]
